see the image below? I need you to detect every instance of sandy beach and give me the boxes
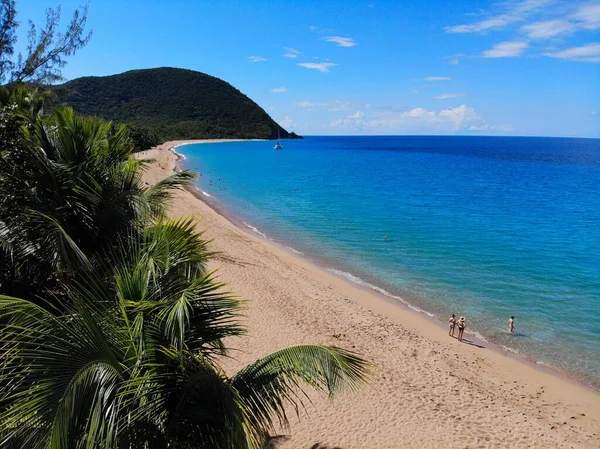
[139,141,600,448]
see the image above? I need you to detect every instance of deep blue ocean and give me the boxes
[179,136,600,386]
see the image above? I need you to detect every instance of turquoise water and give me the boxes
[179,136,600,386]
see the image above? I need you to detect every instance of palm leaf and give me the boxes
[230,345,373,437]
[144,170,196,217]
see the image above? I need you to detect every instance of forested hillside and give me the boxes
[49,67,301,141]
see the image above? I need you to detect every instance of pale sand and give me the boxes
[139,141,600,448]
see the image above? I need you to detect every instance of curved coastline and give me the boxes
[140,140,600,448]
[173,140,599,391]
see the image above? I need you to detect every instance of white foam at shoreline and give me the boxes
[242,222,268,239]
[169,146,186,160]
[327,268,436,318]
[193,186,213,198]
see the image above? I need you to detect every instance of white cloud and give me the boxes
[270,87,288,93]
[331,111,366,128]
[331,104,489,131]
[483,41,528,57]
[296,101,314,108]
[325,100,353,110]
[572,4,600,30]
[283,47,302,58]
[438,105,482,128]
[446,16,516,34]
[248,56,267,62]
[368,105,480,129]
[298,62,338,72]
[592,110,599,117]
[543,42,600,62]
[449,59,460,65]
[446,0,550,33]
[423,76,451,81]
[279,116,296,129]
[434,93,466,100]
[409,88,419,94]
[469,124,514,132]
[323,36,357,47]
[309,25,318,31]
[402,108,436,118]
[522,20,574,39]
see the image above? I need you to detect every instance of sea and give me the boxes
[178,136,600,387]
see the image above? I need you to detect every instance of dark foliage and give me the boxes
[0,91,194,302]
[125,123,161,152]
[48,67,302,141]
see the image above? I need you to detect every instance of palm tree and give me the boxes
[0,218,372,448]
[0,104,193,302]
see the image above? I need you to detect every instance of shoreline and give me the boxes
[185,172,599,393]
[172,140,598,392]
[139,140,600,448]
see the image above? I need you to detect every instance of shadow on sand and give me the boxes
[460,338,486,349]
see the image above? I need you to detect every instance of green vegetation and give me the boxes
[0,88,368,449]
[49,67,302,142]
[0,88,193,302]
[1,5,364,447]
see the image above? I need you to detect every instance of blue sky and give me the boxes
[16,0,600,137]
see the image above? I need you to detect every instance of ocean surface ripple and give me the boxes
[181,136,600,386]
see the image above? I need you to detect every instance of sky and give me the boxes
[15,0,600,137]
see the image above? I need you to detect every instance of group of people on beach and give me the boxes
[448,314,467,341]
[449,314,515,342]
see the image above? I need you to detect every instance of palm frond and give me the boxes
[24,209,91,273]
[0,295,128,449]
[230,345,373,436]
[144,170,196,216]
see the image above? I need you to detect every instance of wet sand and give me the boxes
[138,140,600,449]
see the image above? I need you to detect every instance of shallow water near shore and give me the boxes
[179,136,600,386]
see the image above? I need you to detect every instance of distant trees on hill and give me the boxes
[49,67,302,142]
[0,85,367,449]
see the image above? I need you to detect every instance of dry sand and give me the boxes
[139,141,600,448]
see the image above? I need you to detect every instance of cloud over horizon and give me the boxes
[247,56,267,62]
[270,86,288,93]
[329,104,514,134]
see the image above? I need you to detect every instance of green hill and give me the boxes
[49,67,300,142]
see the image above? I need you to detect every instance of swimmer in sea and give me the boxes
[384,235,390,240]
[508,316,515,333]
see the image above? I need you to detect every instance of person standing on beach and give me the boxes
[449,314,456,337]
[508,316,515,333]
[457,316,466,341]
